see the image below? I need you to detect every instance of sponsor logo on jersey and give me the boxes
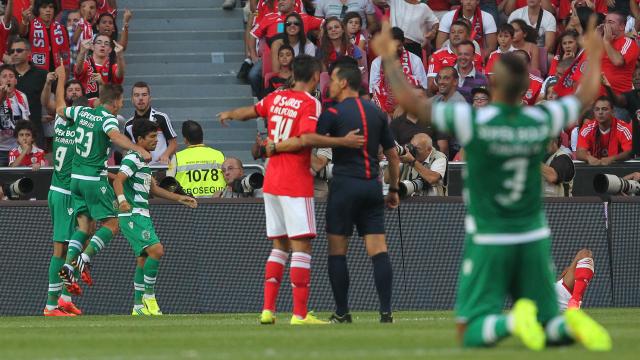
[142,230,151,241]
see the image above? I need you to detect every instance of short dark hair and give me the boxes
[65,79,85,94]
[292,54,322,83]
[132,81,151,95]
[34,0,59,16]
[608,11,627,25]
[14,120,35,138]
[278,44,295,56]
[498,23,515,37]
[99,84,124,105]
[512,49,531,65]
[0,64,18,77]
[496,52,530,103]
[9,38,31,51]
[451,20,471,35]
[471,87,491,98]
[594,96,613,108]
[132,119,158,142]
[456,40,475,52]
[331,56,361,90]
[391,27,405,42]
[182,120,203,144]
[439,66,459,79]
[343,11,362,27]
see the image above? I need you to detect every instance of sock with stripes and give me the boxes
[462,314,512,347]
[545,315,575,345]
[65,231,87,265]
[46,256,65,310]
[143,257,160,297]
[290,252,311,319]
[263,249,289,312]
[84,227,114,258]
[328,255,350,316]
[134,266,145,305]
[371,252,393,314]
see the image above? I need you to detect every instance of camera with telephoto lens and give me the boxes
[158,176,190,197]
[395,142,418,158]
[593,173,640,195]
[399,178,426,198]
[1,178,34,200]
[231,173,264,194]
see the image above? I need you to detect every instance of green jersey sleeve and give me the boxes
[431,101,474,146]
[64,106,87,122]
[119,152,143,178]
[102,117,120,135]
[536,96,581,138]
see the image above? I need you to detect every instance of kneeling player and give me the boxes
[556,249,595,311]
[113,119,197,315]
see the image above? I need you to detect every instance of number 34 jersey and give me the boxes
[254,89,321,197]
[50,115,76,192]
[432,96,581,244]
[65,105,120,179]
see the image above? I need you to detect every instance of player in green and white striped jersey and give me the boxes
[113,119,197,316]
[53,65,152,296]
[373,18,611,351]
[44,83,85,316]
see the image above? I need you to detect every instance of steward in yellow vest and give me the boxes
[167,120,225,198]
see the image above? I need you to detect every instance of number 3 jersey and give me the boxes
[65,105,120,179]
[432,96,581,244]
[119,151,152,217]
[50,115,76,192]
[254,89,321,197]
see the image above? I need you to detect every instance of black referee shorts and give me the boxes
[326,175,385,237]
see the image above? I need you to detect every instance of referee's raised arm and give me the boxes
[370,21,434,128]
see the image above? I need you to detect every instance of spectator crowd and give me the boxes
[2,0,640,200]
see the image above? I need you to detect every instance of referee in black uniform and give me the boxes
[317,57,400,323]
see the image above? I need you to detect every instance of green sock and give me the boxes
[463,314,511,347]
[134,266,144,305]
[143,258,160,296]
[46,256,65,308]
[66,231,88,264]
[546,316,575,345]
[85,227,114,257]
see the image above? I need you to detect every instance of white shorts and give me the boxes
[263,193,316,239]
[555,279,572,312]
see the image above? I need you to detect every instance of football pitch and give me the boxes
[1,309,638,359]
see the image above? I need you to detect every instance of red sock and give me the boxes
[571,257,594,302]
[263,249,288,312]
[290,252,311,319]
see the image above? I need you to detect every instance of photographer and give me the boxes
[542,136,575,197]
[214,157,263,198]
[389,133,448,196]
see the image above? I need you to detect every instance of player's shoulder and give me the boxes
[122,150,146,166]
[432,47,450,56]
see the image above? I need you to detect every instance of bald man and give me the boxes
[394,133,448,196]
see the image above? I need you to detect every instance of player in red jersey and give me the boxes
[218,55,364,325]
[556,249,595,311]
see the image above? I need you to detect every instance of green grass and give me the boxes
[1,309,638,359]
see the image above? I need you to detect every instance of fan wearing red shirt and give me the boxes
[74,34,124,100]
[218,56,330,325]
[254,0,304,25]
[0,0,14,61]
[601,12,639,95]
[8,120,47,169]
[512,49,543,104]
[576,97,632,165]
[427,20,483,93]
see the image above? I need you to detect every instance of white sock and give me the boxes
[133,304,144,310]
[143,294,155,300]
[46,305,57,311]
[60,294,72,302]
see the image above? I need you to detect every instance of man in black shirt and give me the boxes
[317,58,400,324]
[11,38,47,148]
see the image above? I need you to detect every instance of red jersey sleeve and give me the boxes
[577,122,594,151]
[617,121,633,152]
[110,63,124,84]
[298,97,321,135]
[303,15,324,33]
[34,149,47,165]
[621,39,639,66]
[485,52,499,74]
[250,18,269,39]
[254,95,271,118]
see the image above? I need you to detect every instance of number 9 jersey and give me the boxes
[255,89,321,197]
[50,115,76,192]
[65,105,120,179]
